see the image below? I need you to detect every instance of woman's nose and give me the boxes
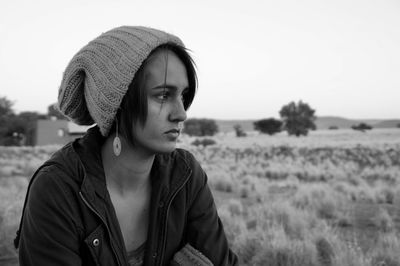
[169,98,187,122]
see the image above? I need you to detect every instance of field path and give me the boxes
[352,202,400,230]
[342,201,400,252]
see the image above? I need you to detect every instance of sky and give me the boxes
[1,0,399,120]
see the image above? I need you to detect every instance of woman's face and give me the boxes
[132,49,188,155]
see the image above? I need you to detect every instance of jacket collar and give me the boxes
[73,126,108,201]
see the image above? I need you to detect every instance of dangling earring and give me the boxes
[113,117,121,157]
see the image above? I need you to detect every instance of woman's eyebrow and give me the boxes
[151,84,176,90]
[150,84,188,91]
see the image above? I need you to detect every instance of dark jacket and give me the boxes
[15,127,238,266]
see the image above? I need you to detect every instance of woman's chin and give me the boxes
[151,142,177,154]
[158,145,177,154]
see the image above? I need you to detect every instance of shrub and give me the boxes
[315,237,335,266]
[233,124,247,137]
[212,175,234,193]
[351,123,373,132]
[236,236,263,265]
[227,199,243,217]
[375,187,395,204]
[269,202,308,240]
[191,138,216,147]
[183,118,218,136]
[0,165,16,177]
[239,185,251,198]
[374,208,394,233]
[316,199,337,220]
[252,240,318,266]
[253,118,282,135]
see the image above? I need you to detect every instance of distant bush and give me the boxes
[253,118,282,135]
[191,138,216,147]
[351,123,372,132]
[328,126,339,130]
[183,118,218,136]
[212,175,234,193]
[233,124,247,137]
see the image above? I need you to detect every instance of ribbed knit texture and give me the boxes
[57,26,184,136]
[171,244,214,266]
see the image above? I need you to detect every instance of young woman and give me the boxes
[15,26,238,266]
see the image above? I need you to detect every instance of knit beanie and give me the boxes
[57,26,184,136]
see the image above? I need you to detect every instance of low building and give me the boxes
[35,119,91,146]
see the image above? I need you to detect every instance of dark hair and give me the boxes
[110,42,197,147]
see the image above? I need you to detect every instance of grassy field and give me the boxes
[1,128,400,265]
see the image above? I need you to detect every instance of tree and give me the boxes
[183,118,219,136]
[0,96,47,146]
[0,115,27,145]
[0,96,16,144]
[253,118,282,135]
[0,96,14,118]
[279,101,316,137]
[351,123,372,132]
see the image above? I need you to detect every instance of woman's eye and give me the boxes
[154,89,187,103]
[181,90,188,102]
[156,92,169,101]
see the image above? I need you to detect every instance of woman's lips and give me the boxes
[164,129,180,139]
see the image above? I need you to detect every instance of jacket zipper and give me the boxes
[158,173,191,264]
[79,191,122,266]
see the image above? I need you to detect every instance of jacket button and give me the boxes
[93,239,100,247]
[159,201,164,208]
[152,252,157,258]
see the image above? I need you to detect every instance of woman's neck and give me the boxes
[101,134,154,195]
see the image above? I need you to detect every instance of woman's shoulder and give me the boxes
[173,148,198,163]
[174,148,208,185]
[156,148,206,184]
[23,146,84,228]
[161,148,204,174]
[29,144,83,198]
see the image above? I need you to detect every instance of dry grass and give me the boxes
[0,177,28,263]
[1,129,400,265]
